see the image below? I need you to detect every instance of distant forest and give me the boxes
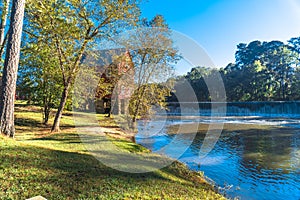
[171,36,300,102]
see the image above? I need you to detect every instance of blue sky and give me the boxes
[141,0,300,73]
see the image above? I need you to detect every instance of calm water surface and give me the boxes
[136,118,300,200]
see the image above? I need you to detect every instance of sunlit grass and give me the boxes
[0,103,225,199]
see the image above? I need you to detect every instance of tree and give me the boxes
[185,66,211,101]
[0,0,25,137]
[19,43,62,124]
[233,41,267,101]
[25,0,141,132]
[223,40,299,101]
[288,37,300,98]
[263,42,298,100]
[222,63,244,101]
[129,83,170,119]
[121,15,179,126]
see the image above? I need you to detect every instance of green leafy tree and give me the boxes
[122,15,180,127]
[25,0,141,132]
[263,42,298,100]
[129,83,170,118]
[185,66,212,101]
[20,44,62,124]
[222,63,245,101]
[233,41,266,100]
[224,40,299,101]
[288,37,300,99]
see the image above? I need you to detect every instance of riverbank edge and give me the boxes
[103,124,226,199]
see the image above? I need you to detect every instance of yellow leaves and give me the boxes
[254,60,266,72]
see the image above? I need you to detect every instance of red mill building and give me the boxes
[94,49,134,115]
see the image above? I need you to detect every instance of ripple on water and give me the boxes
[136,119,300,200]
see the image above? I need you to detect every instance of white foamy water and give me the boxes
[158,116,300,128]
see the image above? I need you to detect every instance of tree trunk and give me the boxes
[51,84,70,132]
[43,103,50,125]
[0,0,25,137]
[0,0,10,57]
[51,37,88,132]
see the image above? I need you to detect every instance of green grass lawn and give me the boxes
[0,103,225,200]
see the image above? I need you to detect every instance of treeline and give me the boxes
[171,37,300,102]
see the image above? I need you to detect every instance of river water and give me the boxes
[136,117,300,200]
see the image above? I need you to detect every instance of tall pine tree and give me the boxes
[0,0,25,137]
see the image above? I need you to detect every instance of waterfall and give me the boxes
[167,101,300,117]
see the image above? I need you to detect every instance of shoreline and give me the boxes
[102,123,226,198]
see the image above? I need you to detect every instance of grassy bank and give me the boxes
[0,104,225,200]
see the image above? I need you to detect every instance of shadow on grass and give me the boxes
[100,125,120,129]
[15,104,42,112]
[0,141,194,199]
[29,133,84,144]
[15,103,28,107]
[15,117,42,127]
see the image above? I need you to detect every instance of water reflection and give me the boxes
[136,119,300,200]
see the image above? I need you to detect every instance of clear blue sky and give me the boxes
[141,0,300,73]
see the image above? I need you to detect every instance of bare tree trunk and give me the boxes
[0,0,10,57]
[43,105,50,125]
[51,84,70,132]
[43,101,51,125]
[51,38,88,132]
[0,0,25,137]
